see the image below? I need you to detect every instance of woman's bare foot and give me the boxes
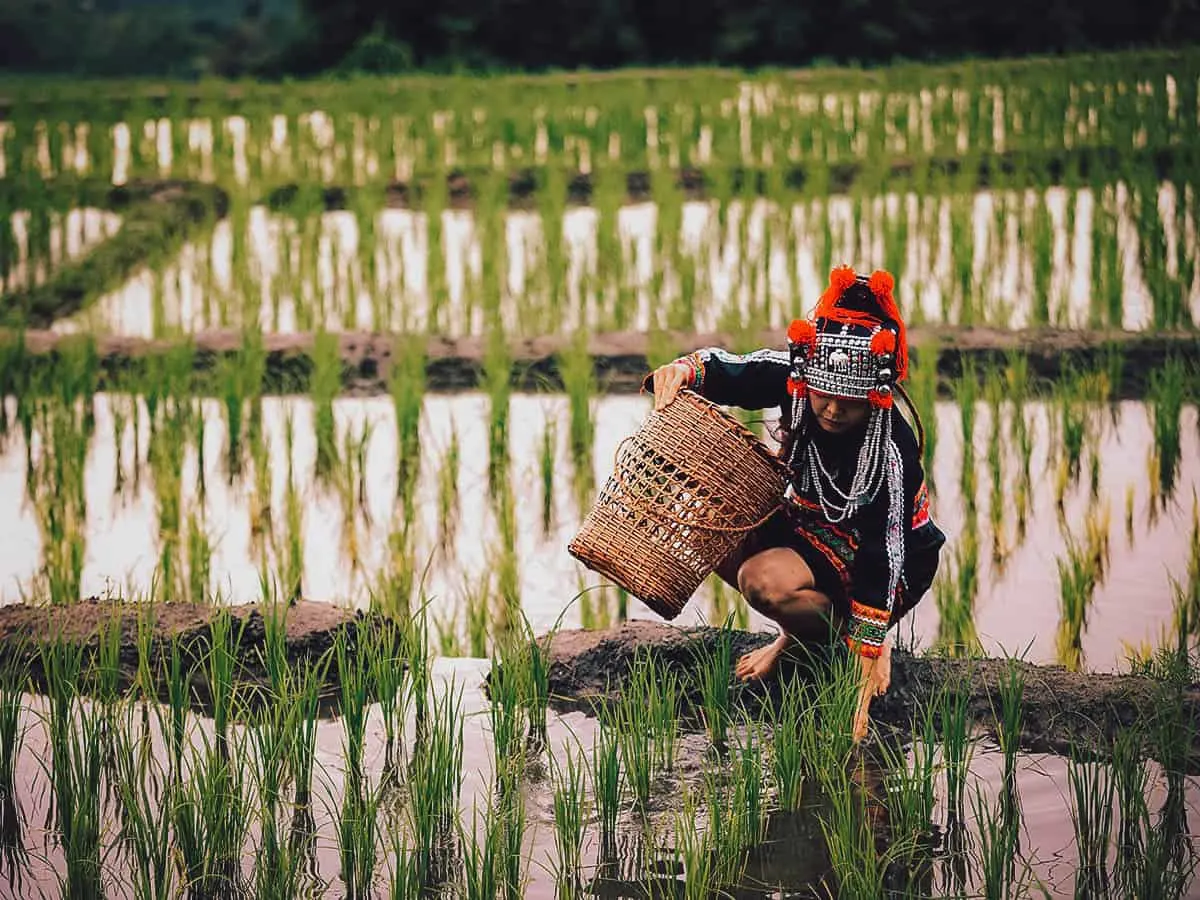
[870,638,892,696]
[735,632,792,681]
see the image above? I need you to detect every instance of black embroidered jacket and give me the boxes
[661,346,946,655]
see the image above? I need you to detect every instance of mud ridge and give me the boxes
[543,621,1200,771]
[7,325,1197,399]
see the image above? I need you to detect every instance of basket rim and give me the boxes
[674,389,792,479]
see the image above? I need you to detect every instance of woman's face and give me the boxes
[809,390,870,433]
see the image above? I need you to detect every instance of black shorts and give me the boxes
[731,508,920,626]
[733,508,852,616]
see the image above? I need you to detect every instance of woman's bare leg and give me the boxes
[732,547,838,681]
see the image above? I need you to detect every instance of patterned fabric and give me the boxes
[912,481,931,529]
[846,600,890,657]
[785,493,857,591]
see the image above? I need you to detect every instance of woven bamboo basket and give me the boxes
[568,390,790,620]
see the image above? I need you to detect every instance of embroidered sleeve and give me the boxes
[643,347,791,411]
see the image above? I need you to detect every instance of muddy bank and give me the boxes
[8,325,1197,399]
[543,621,1200,771]
[0,597,366,710]
[230,146,1200,209]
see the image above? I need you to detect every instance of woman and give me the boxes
[649,265,946,741]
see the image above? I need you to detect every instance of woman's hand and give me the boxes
[651,362,692,410]
[851,640,891,743]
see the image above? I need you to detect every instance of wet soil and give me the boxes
[2,601,1194,772]
[543,620,1200,771]
[10,325,1197,399]
[0,596,366,711]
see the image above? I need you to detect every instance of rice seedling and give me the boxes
[0,654,25,806]
[992,657,1026,833]
[591,719,622,853]
[488,644,529,793]
[408,678,464,885]
[1149,356,1184,502]
[460,801,502,900]
[934,528,982,658]
[610,689,653,812]
[483,319,513,497]
[970,780,1036,900]
[248,699,308,900]
[338,774,384,900]
[1110,724,1148,893]
[368,618,410,775]
[876,699,939,853]
[492,481,521,636]
[671,786,717,900]
[817,761,904,900]
[496,773,529,900]
[336,627,371,800]
[205,608,242,760]
[955,360,978,514]
[1055,529,1102,672]
[1067,746,1115,898]
[540,417,556,536]
[387,830,422,900]
[172,726,251,897]
[45,693,106,900]
[391,331,426,501]
[693,620,734,748]
[289,654,325,819]
[312,328,342,480]
[437,423,461,554]
[767,675,807,811]
[729,719,767,850]
[939,680,976,824]
[558,328,596,513]
[796,642,861,783]
[629,650,678,773]
[549,741,588,897]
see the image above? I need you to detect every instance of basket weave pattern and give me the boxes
[568,390,790,620]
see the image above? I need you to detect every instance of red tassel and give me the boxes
[868,388,894,409]
[787,376,806,397]
[870,329,896,354]
[868,268,908,382]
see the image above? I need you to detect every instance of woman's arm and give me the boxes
[646,347,791,411]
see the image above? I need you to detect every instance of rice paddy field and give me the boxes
[0,47,1198,898]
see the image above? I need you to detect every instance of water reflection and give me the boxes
[39,184,1200,340]
[0,393,1195,673]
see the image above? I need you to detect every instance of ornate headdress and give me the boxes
[784,265,908,409]
[782,265,910,619]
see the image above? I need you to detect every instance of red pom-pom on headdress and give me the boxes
[787,318,816,347]
[868,387,894,409]
[815,265,858,319]
[870,329,896,355]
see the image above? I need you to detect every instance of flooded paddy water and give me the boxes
[0,392,1197,674]
[1,55,1199,899]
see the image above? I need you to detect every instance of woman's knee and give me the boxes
[737,549,814,614]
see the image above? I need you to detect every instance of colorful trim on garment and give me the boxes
[845,600,890,657]
[787,494,859,592]
[912,480,931,529]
